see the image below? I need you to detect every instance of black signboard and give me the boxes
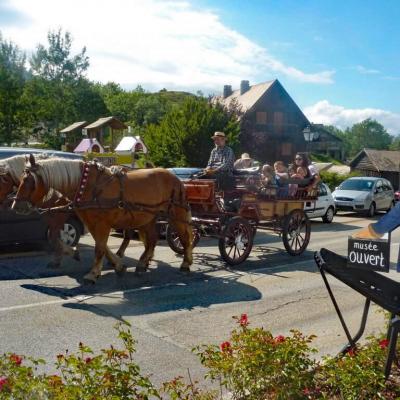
[347,234,390,272]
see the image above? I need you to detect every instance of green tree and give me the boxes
[0,33,27,145]
[347,119,392,156]
[23,30,107,148]
[143,97,240,167]
[30,29,89,82]
[389,135,400,150]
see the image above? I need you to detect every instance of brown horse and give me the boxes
[12,155,193,283]
[0,155,81,268]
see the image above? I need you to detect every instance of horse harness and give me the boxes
[35,161,189,220]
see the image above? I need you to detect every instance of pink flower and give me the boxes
[302,387,311,395]
[0,377,8,391]
[220,341,232,353]
[85,357,92,364]
[379,339,390,349]
[275,335,285,343]
[9,354,22,366]
[239,313,249,327]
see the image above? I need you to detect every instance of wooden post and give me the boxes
[398,162,400,191]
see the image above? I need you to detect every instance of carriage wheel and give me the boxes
[166,224,201,255]
[218,217,253,265]
[282,209,311,256]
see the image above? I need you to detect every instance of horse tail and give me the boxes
[172,178,191,223]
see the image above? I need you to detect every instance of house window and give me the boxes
[281,142,292,156]
[274,111,284,126]
[256,111,267,124]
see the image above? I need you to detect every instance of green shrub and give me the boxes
[1,317,399,399]
[194,314,318,400]
[317,337,400,399]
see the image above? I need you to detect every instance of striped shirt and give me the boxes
[207,145,235,173]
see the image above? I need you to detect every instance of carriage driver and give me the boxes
[204,131,235,177]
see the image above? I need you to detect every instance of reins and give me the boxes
[32,162,190,221]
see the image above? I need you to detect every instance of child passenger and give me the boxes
[274,161,289,197]
[260,164,277,196]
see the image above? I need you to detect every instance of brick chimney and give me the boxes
[223,85,233,98]
[240,80,250,95]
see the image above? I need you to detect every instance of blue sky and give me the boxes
[1,0,399,133]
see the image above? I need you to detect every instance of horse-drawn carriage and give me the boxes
[166,171,318,265]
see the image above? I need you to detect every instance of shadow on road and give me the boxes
[20,258,262,318]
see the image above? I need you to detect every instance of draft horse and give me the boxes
[12,155,193,283]
[0,155,80,268]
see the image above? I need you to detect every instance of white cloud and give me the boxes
[1,0,334,91]
[304,100,400,134]
[353,65,380,74]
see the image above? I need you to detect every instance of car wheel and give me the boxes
[367,202,376,218]
[58,219,81,246]
[387,201,395,213]
[322,207,334,223]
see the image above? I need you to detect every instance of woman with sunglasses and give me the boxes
[293,153,320,187]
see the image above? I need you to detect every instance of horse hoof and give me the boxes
[180,262,191,273]
[47,261,60,269]
[135,267,147,276]
[115,265,127,276]
[83,272,99,284]
[73,250,80,261]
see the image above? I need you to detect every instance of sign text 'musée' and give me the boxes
[347,236,390,272]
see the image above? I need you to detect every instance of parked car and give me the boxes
[167,167,202,180]
[304,182,336,223]
[0,146,83,160]
[332,177,395,217]
[0,147,85,247]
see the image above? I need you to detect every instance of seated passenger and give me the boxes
[288,166,310,197]
[260,164,277,196]
[234,153,256,170]
[274,161,289,197]
[293,153,320,187]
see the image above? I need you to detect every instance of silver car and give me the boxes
[332,177,395,217]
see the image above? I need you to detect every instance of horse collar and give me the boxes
[74,162,90,204]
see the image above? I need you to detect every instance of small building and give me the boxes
[307,124,344,161]
[350,148,400,189]
[214,79,310,163]
[74,138,104,154]
[115,136,148,155]
[84,116,127,151]
[59,121,88,152]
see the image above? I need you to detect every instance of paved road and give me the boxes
[0,212,399,386]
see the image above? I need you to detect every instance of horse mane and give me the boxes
[35,158,83,194]
[0,155,27,183]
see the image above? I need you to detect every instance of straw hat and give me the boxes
[241,153,251,160]
[211,131,226,139]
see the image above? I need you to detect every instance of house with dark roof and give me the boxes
[215,79,310,163]
[308,124,344,160]
[350,148,400,189]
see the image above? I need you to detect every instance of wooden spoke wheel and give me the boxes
[166,224,201,255]
[218,217,253,265]
[282,209,311,255]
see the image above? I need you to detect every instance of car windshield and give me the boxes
[339,179,374,191]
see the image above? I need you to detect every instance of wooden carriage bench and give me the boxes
[314,248,400,379]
